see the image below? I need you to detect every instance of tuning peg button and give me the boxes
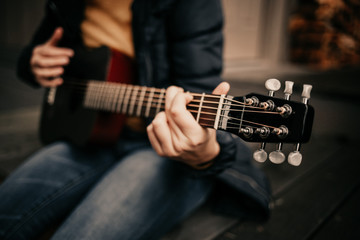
[253,149,268,163]
[301,84,312,104]
[288,151,302,166]
[284,81,294,98]
[269,150,286,164]
[265,79,281,96]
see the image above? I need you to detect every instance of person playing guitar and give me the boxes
[0,0,272,239]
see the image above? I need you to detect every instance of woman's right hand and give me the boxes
[30,27,74,87]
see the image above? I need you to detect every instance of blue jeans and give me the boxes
[0,137,213,240]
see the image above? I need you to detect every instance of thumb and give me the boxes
[46,27,64,46]
[212,81,230,95]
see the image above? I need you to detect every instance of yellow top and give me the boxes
[81,0,134,58]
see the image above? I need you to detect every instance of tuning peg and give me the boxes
[287,84,312,166]
[268,81,293,164]
[253,143,267,163]
[255,78,281,163]
[269,143,285,164]
[284,81,294,100]
[288,144,302,166]
[301,84,312,104]
[265,78,281,96]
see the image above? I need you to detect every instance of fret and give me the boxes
[103,82,110,110]
[95,82,102,109]
[98,82,106,110]
[194,95,218,128]
[83,81,93,108]
[103,83,111,111]
[100,83,106,110]
[214,94,225,130]
[145,88,155,117]
[196,93,205,122]
[136,87,147,117]
[129,86,139,115]
[102,82,109,110]
[90,82,97,108]
[94,82,102,109]
[122,86,132,114]
[155,88,166,116]
[111,84,121,112]
[116,85,127,113]
[87,81,95,109]
[91,81,98,108]
[108,84,115,110]
[89,81,97,109]
[107,83,117,111]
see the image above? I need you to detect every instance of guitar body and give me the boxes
[40,83,127,146]
[40,47,134,146]
[40,84,96,146]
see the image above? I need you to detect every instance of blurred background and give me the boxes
[0,0,360,239]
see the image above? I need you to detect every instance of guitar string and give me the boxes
[185,113,277,129]
[65,84,282,121]
[65,86,259,110]
[83,95,282,119]
[79,90,281,130]
[57,80,279,112]
[51,81,283,129]
[58,80,265,109]
[52,83,283,129]
[83,96,280,116]
[83,97,280,130]
[198,123,257,130]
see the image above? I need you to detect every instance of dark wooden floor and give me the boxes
[1,50,360,239]
[215,68,360,240]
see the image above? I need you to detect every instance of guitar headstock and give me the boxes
[218,79,314,166]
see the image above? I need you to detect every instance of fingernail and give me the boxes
[185,92,193,99]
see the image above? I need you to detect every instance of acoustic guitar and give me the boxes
[40,77,314,165]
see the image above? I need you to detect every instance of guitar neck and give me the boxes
[82,80,234,130]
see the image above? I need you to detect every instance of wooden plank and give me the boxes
[311,185,360,240]
[161,138,341,240]
[215,143,360,240]
[163,205,236,240]
[252,137,343,198]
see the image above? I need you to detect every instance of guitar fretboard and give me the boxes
[82,80,234,130]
